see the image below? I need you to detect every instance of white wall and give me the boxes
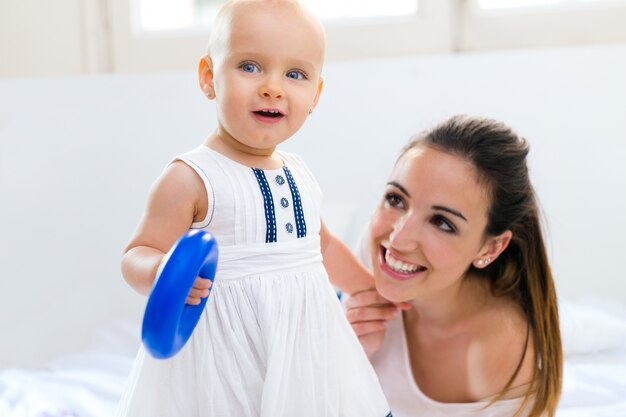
[1,44,625,368]
[0,0,86,77]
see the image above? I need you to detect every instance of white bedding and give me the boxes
[1,299,625,417]
[0,321,136,417]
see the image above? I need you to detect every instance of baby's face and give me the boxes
[208,1,325,154]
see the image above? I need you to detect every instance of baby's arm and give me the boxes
[319,221,375,294]
[121,161,211,304]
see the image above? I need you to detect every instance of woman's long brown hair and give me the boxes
[403,115,562,417]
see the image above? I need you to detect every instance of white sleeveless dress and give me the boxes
[117,146,392,417]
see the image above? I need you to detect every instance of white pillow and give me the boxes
[559,297,626,356]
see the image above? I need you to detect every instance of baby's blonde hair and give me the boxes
[206,0,325,58]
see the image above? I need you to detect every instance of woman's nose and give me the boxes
[259,76,284,99]
[389,215,420,252]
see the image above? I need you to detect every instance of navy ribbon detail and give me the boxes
[283,166,307,238]
[252,168,277,243]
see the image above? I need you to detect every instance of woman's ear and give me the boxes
[473,230,512,269]
[198,56,215,100]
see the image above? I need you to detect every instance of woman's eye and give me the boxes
[241,63,259,73]
[431,215,456,233]
[384,192,404,209]
[286,70,305,80]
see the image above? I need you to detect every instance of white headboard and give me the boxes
[1,44,625,368]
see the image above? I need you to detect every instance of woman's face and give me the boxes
[369,145,494,303]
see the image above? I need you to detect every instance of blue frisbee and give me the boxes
[141,229,218,359]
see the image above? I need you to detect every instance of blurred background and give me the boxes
[2,0,626,77]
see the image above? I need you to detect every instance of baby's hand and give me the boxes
[185,276,212,305]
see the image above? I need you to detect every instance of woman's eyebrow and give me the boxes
[387,181,410,197]
[432,205,468,223]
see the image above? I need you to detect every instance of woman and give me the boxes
[347,115,562,417]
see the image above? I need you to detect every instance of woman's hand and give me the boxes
[346,289,411,358]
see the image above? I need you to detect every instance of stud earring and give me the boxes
[477,257,491,267]
[308,108,313,115]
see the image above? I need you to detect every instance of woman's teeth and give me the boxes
[384,250,423,274]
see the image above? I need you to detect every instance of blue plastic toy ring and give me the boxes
[141,229,218,359]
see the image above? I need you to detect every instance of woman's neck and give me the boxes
[405,273,490,330]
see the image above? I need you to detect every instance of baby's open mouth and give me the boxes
[254,110,283,118]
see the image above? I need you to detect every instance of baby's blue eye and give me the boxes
[286,70,305,80]
[241,63,259,73]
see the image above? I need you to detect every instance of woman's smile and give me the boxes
[379,245,427,281]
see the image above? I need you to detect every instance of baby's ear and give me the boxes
[311,76,324,110]
[198,56,215,99]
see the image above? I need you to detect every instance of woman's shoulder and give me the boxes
[468,295,535,400]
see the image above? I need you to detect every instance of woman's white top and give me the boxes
[371,314,530,417]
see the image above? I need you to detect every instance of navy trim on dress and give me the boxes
[252,168,277,243]
[283,166,307,238]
